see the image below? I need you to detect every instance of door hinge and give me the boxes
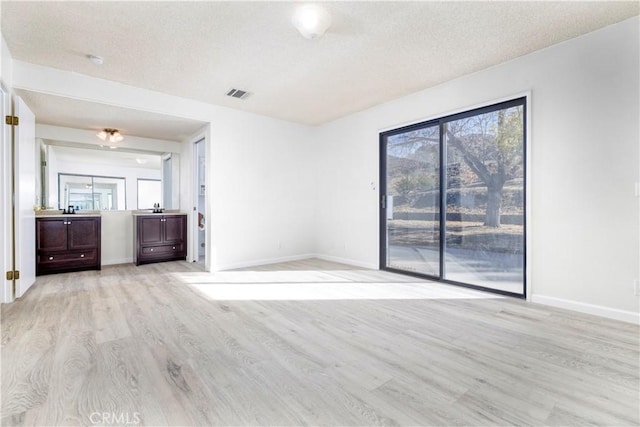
[6,270,19,280]
[5,115,18,126]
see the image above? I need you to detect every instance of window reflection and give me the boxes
[59,174,126,210]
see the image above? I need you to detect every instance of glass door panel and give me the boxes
[380,98,526,297]
[383,124,440,277]
[443,104,525,294]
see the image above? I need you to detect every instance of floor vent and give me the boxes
[225,88,250,99]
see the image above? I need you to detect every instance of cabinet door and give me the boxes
[68,218,99,250]
[164,215,185,243]
[36,219,67,252]
[139,217,163,245]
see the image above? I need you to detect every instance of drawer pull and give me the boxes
[172,246,176,250]
[150,248,154,252]
[80,254,85,258]
[49,256,54,260]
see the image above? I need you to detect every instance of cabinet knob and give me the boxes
[150,248,154,252]
[80,254,85,258]
[49,256,54,260]
[172,246,176,250]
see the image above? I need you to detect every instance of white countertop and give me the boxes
[131,210,187,216]
[35,213,102,218]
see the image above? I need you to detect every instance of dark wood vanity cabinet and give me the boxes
[134,214,187,265]
[36,216,101,275]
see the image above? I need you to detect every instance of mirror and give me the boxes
[41,142,179,211]
[59,174,126,210]
[137,179,162,210]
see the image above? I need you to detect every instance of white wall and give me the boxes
[314,17,640,322]
[45,144,57,208]
[179,113,316,271]
[209,115,316,270]
[1,36,13,90]
[101,211,134,265]
[4,18,638,322]
[11,58,318,272]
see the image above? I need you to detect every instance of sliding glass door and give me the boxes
[380,98,526,297]
[381,124,440,277]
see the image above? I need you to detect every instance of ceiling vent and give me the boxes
[225,88,250,100]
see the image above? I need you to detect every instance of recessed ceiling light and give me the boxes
[87,54,104,65]
[292,4,332,39]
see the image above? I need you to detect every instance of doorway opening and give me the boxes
[193,138,206,264]
[162,155,173,209]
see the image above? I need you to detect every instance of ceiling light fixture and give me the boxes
[97,128,123,143]
[292,4,331,40]
[87,54,104,65]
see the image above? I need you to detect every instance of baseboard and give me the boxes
[215,253,379,272]
[531,294,639,325]
[314,254,378,270]
[216,254,317,271]
[102,258,133,266]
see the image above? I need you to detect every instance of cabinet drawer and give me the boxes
[141,243,183,256]
[37,249,99,274]
[39,249,98,265]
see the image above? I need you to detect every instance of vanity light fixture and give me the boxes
[97,128,124,143]
[292,4,332,39]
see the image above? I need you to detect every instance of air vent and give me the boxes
[225,88,250,100]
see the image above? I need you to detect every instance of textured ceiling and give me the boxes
[2,1,639,126]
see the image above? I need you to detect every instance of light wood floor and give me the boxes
[1,259,638,426]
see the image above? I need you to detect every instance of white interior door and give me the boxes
[1,88,12,302]
[14,96,36,298]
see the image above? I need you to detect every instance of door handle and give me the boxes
[49,256,54,260]
[381,195,386,209]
